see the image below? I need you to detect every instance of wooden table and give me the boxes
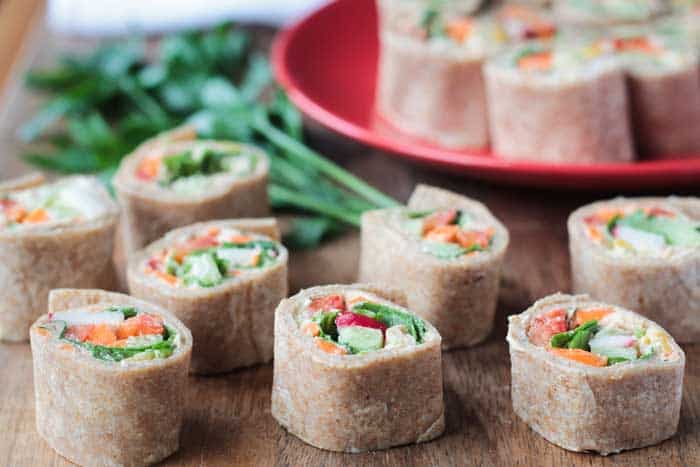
[1,4,699,467]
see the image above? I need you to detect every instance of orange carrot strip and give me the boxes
[446,18,472,43]
[302,322,321,337]
[315,338,348,355]
[136,156,161,180]
[573,308,613,327]
[24,208,48,224]
[548,348,608,367]
[518,51,552,71]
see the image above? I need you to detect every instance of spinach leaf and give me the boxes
[313,311,339,341]
[352,302,426,344]
[617,209,700,247]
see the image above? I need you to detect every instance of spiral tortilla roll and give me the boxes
[30,289,193,467]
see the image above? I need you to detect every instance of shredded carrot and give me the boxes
[59,343,74,352]
[228,234,252,243]
[573,308,613,327]
[422,210,458,235]
[586,225,603,241]
[446,18,473,43]
[614,37,659,54]
[518,51,552,71]
[644,207,675,218]
[585,208,624,225]
[548,348,608,367]
[456,229,492,249]
[250,252,261,267]
[424,225,460,243]
[152,269,179,285]
[315,338,348,355]
[24,208,48,224]
[86,324,117,346]
[136,156,161,180]
[35,327,50,337]
[207,227,221,237]
[302,322,321,337]
[347,295,369,306]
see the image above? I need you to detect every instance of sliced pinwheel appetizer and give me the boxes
[508,293,684,455]
[30,289,192,467]
[553,0,668,26]
[360,185,508,349]
[113,125,269,263]
[606,31,700,157]
[272,284,444,452]
[128,218,288,374]
[376,1,508,148]
[0,176,119,341]
[484,41,634,164]
[569,197,700,342]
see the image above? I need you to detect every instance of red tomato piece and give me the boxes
[527,308,568,346]
[335,312,387,333]
[309,295,346,313]
[64,324,93,342]
[174,235,220,262]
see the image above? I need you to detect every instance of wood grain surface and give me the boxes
[1,12,699,467]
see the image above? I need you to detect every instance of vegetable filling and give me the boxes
[135,144,257,193]
[584,205,700,254]
[527,306,676,367]
[299,293,427,355]
[145,226,281,288]
[40,305,178,362]
[0,178,111,229]
[402,208,495,259]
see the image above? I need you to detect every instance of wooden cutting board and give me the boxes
[1,5,699,467]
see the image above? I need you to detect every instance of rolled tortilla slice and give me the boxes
[0,176,119,342]
[127,218,288,374]
[271,284,444,452]
[360,184,508,349]
[0,171,45,192]
[553,0,668,26]
[30,289,193,467]
[507,293,684,455]
[376,3,507,148]
[569,196,700,342]
[610,32,700,157]
[113,126,270,260]
[485,41,634,164]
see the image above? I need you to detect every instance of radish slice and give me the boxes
[51,310,124,326]
[614,225,666,251]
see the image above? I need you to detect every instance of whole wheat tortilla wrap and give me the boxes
[508,293,684,455]
[359,184,509,349]
[569,196,700,342]
[0,176,119,342]
[128,218,288,374]
[376,2,507,148]
[30,289,193,467]
[611,33,700,157]
[113,126,270,262]
[271,284,445,452]
[485,41,634,164]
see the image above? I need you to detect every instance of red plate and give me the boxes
[272,0,700,189]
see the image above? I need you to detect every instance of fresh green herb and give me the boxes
[20,23,399,248]
[550,320,598,349]
[407,210,434,219]
[566,320,598,350]
[313,311,339,341]
[420,3,444,39]
[607,356,630,365]
[634,328,646,339]
[352,302,426,344]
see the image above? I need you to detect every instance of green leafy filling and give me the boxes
[550,320,599,350]
[352,302,426,344]
[160,147,255,185]
[612,209,700,248]
[172,240,280,288]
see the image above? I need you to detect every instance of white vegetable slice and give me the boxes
[51,310,124,326]
[614,225,666,251]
